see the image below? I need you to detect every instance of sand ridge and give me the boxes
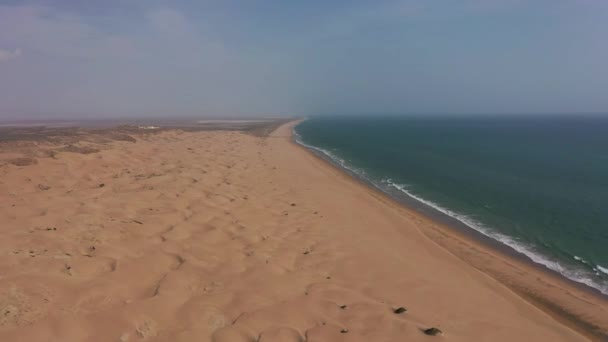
[0,122,597,341]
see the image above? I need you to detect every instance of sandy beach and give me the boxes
[0,120,606,341]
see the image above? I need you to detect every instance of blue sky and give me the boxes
[0,0,607,119]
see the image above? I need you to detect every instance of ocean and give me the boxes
[294,115,608,295]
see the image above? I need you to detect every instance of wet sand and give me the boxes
[0,120,605,341]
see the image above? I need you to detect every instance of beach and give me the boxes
[0,120,606,341]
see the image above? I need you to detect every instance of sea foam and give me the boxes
[293,130,367,177]
[381,179,608,295]
[597,265,608,276]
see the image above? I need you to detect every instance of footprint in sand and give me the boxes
[258,326,305,342]
[135,318,158,339]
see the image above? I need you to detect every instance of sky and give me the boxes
[0,0,607,120]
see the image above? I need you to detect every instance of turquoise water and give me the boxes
[294,115,608,295]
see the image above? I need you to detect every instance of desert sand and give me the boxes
[0,120,606,341]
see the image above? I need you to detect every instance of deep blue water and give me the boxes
[295,115,608,294]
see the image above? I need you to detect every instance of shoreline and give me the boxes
[287,119,608,340]
[1,119,605,341]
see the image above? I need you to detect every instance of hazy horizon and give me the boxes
[1,1,607,120]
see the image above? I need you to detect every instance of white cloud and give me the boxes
[0,48,21,62]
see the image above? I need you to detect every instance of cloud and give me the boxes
[146,8,192,36]
[0,4,293,118]
[0,5,137,60]
[0,1,606,118]
[0,48,21,62]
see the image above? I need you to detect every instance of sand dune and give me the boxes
[0,121,604,341]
